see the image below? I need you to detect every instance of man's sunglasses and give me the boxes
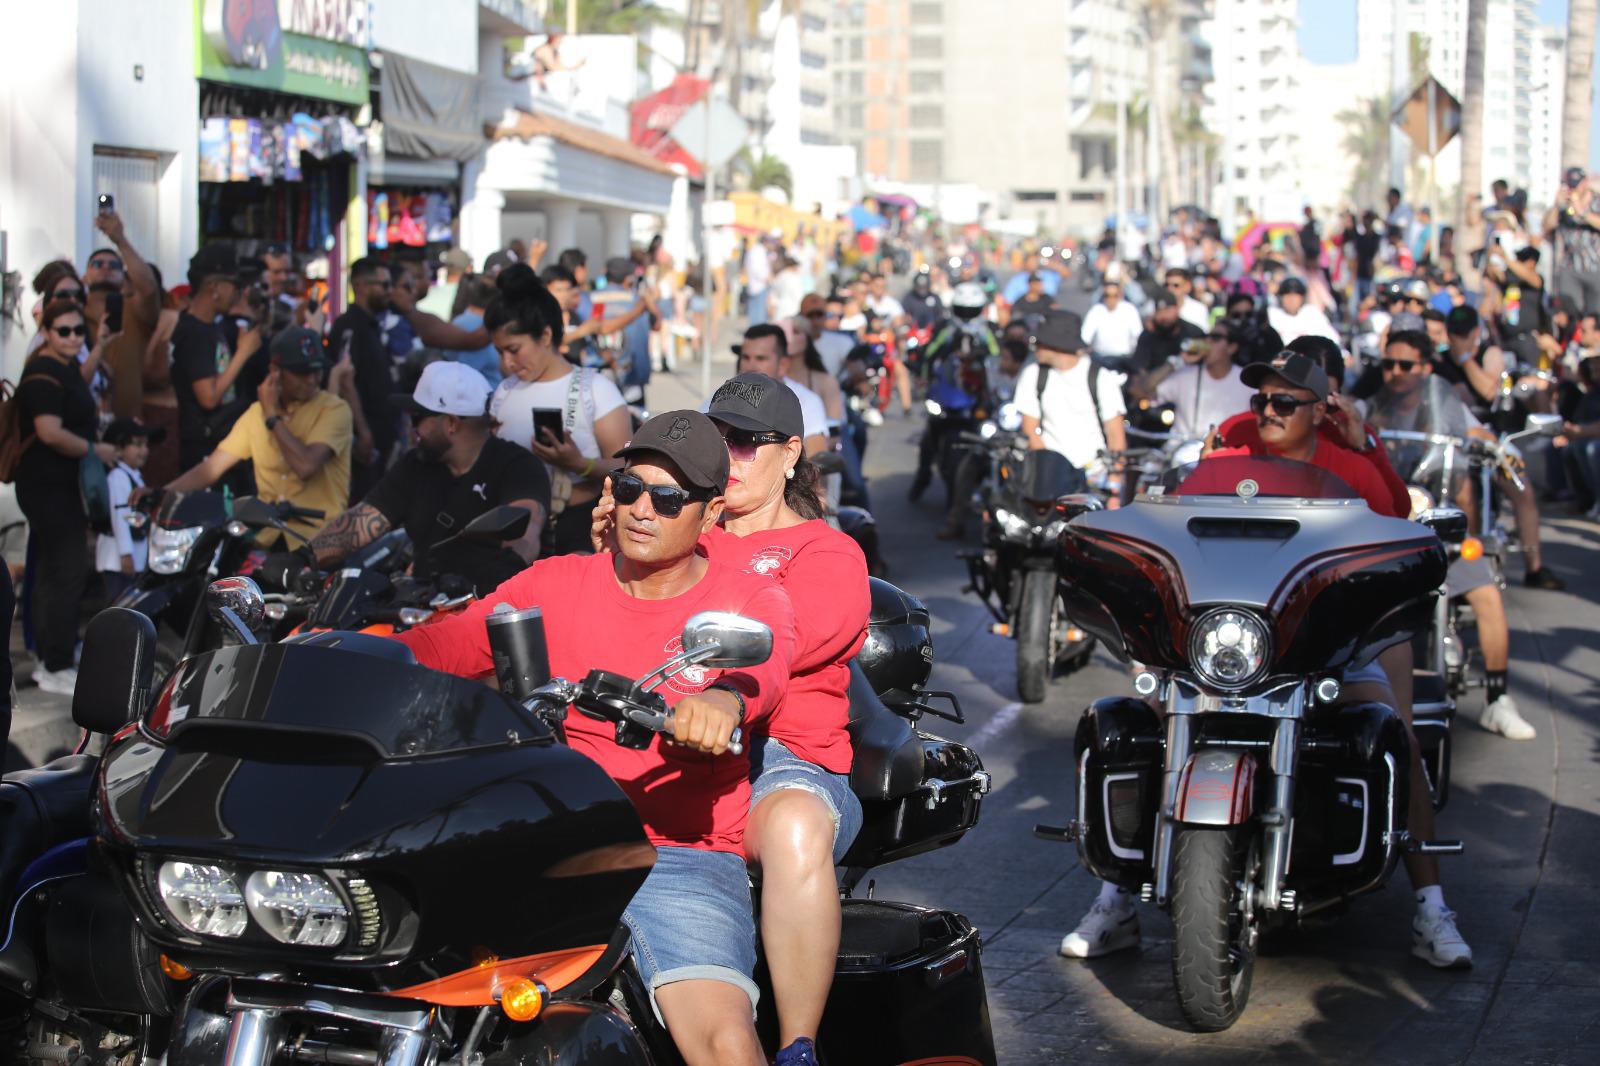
[803,309,827,319]
[1381,358,1424,373]
[89,257,122,270]
[723,429,788,462]
[612,471,714,518]
[1250,392,1319,417]
[54,288,86,303]
[53,324,88,338]
[1166,280,1186,290]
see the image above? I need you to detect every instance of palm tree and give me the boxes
[1564,0,1597,169]
[1458,0,1487,280]
[735,148,793,200]
[1338,97,1391,208]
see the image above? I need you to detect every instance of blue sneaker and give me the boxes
[774,1037,821,1066]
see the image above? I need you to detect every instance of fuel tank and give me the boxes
[94,640,652,993]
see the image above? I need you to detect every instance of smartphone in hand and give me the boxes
[532,408,566,445]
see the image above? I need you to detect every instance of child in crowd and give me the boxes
[97,417,162,601]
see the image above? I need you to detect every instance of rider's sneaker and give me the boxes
[1412,907,1473,969]
[31,665,78,697]
[1480,695,1537,740]
[1059,899,1140,958]
[862,407,884,427]
[1524,567,1566,591]
[774,1037,821,1066]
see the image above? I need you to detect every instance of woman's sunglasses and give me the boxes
[53,324,87,338]
[1249,392,1319,417]
[722,429,788,462]
[612,471,713,518]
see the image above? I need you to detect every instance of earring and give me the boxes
[785,468,795,480]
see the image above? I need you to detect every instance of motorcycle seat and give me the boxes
[0,755,97,920]
[846,664,925,803]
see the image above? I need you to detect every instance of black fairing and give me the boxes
[94,641,652,990]
[1015,448,1086,504]
[1073,698,1163,889]
[155,489,230,532]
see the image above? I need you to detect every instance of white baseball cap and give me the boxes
[392,361,492,419]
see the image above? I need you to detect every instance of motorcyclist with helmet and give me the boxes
[909,282,1000,502]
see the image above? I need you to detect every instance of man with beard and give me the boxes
[296,362,550,594]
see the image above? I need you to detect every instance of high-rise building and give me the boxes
[1529,25,1567,209]
[1201,0,1304,226]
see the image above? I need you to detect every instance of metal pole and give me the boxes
[1115,78,1128,259]
[701,110,716,401]
[566,0,577,37]
[1426,79,1438,263]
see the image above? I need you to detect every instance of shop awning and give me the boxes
[490,108,677,177]
[379,53,484,162]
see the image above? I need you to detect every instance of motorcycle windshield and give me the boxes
[1017,449,1086,503]
[146,642,550,757]
[1155,455,1361,501]
[155,487,228,529]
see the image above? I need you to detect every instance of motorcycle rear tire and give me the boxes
[1015,569,1056,704]
[1170,826,1256,1032]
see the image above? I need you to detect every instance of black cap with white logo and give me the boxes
[614,410,731,493]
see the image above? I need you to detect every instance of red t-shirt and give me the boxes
[702,521,868,774]
[1218,411,1409,518]
[395,554,797,854]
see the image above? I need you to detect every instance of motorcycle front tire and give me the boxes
[1170,826,1256,1032]
[1015,569,1055,704]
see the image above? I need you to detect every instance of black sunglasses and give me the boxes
[722,428,788,462]
[1250,393,1319,417]
[612,471,713,518]
[1380,358,1424,373]
[53,324,88,338]
[89,257,122,270]
[54,288,86,302]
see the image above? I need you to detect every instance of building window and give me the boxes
[1069,191,1103,203]
[910,1,942,23]
[802,89,827,108]
[849,103,864,128]
[801,49,827,69]
[911,139,943,181]
[850,71,864,95]
[910,35,942,59]
[911,104,943,127]
[850,37,864,61]
[911,70,942,93]
[1015,190,1059,202]
[802,13,826,33]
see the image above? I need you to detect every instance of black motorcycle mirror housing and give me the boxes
[1525,412,1563,437]
[229,495,278,528]
[1053,493,1105,521]
[1418,507,1469,543]
[682,611,773,669]
[436,505,531,549]
[72,607,157,733]
[206,575,266,640]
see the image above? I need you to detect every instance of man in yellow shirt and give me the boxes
[161,327,351,542]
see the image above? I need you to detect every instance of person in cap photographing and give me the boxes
[294,362,551,595]
[159,327,351,543]
[396,410,797,1066]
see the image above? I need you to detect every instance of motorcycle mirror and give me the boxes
[997,404,1023,432]
[72,607,157,734]
[206,575,266,637]
[681,611,773,669]
[440,505,532,549]
[1525,412,1563,438]
[811,451,847,476]
[1053,493,1105,521]
[230,495,279,528]
[1418,507,1469,544]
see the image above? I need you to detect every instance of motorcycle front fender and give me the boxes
[1173,749,1257,826]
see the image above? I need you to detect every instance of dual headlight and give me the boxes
[149,524,203,575]
[993,508,1067,543]
[1188,608,1272,690]
[155,861,359,949]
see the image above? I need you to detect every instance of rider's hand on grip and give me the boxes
[667,690,744,755]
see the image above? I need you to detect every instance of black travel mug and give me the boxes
[486,603,550,700]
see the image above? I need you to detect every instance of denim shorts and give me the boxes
[622,846,759,1023]
[748,736,864,865]
[1342,657,1391,688]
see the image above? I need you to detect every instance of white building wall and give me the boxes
[1203,0,1303,228]
[373,0,479,72]
[1529,26,1567,213]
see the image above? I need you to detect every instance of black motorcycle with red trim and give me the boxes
[71,573,994,1065]
[1039,455,1463,1031]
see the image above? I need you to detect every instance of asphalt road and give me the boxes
[852,408,1600,1066]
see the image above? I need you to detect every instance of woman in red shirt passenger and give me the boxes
[594,372,868,1066]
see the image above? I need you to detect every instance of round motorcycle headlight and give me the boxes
[244,871,350,948]
[157,861,247,938]
[1407,486,1435,520]
[993,507,1032,540]
[1188,608,1272,690]
[149,525,204,575]
[924,399,943,417]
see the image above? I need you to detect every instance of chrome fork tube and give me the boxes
[224,1008,278,1066]
[1260,717,1300,910]
[1152,711,1193,906]
[377,1028,435,1066]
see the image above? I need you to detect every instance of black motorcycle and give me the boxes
[1040,456,1463,1031]
[72,575,995,1065]
[959,427,1095,702]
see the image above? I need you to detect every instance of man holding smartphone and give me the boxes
[84,203,161,419]
[1543,166,1600,315]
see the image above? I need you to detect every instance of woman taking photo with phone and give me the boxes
[486,265,631,555]
[14,299,120,695]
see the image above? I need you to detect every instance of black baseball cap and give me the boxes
[707,372,805,440]
[103,416,166,446]
[187,243,239,288]
[1241,351,1330,402]
[614,410,731,494]
[1152,289,1178,309]
[1034,309,1085,353]
[269,326,327,372]
[1566,165,1586,188]
[1278,276,1308,296]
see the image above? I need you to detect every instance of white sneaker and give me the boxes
[1059,900,1140,958]
[32,665,79,697]
[1480,695,1536,740]
[862,407,884,427]
[1412,907,1473,969]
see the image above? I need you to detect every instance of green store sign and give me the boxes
[197,0,369,106]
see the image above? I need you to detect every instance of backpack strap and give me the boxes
[1087,364,1108,449]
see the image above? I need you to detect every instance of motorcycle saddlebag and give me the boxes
[840,734,987,869]
[1074,698,1163,890]
[815,900,996,1066]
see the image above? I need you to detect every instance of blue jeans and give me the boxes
[748,736,864,864]
[1571,437,1600,500]
[746,287,770,326]
[622,846,759,1023]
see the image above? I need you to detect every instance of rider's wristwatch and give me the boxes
[265,414,283,431]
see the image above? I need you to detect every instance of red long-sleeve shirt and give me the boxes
[395,554,796,854]
[702,521,869,774]
[1218,411,1410,518]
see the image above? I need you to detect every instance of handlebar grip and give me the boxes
[729,727,744,757]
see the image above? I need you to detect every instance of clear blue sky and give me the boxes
[1298,1,1596,168]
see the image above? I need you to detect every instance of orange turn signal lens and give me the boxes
[159,954,193,981]
[498,977,546,1022]
[1460,537,1484,562]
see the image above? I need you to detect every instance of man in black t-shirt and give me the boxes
[327,256,398,498]
[305,362,550,594]
[171,244,261,469]
[1009,273,1057,326]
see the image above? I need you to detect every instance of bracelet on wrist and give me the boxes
[580,457,597,479]
[710,683,747,724]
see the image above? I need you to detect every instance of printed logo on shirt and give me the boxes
[661,636,713,695]
[747,545,793,576]
[472,482,488,500]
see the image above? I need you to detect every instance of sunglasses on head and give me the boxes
[1381,358,1423,373]
[612,471,714,518]
[53,324,87,338]
[1250,392,1319,417]
[722,428,788,462]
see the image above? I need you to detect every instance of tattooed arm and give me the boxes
[309,502,392,567]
